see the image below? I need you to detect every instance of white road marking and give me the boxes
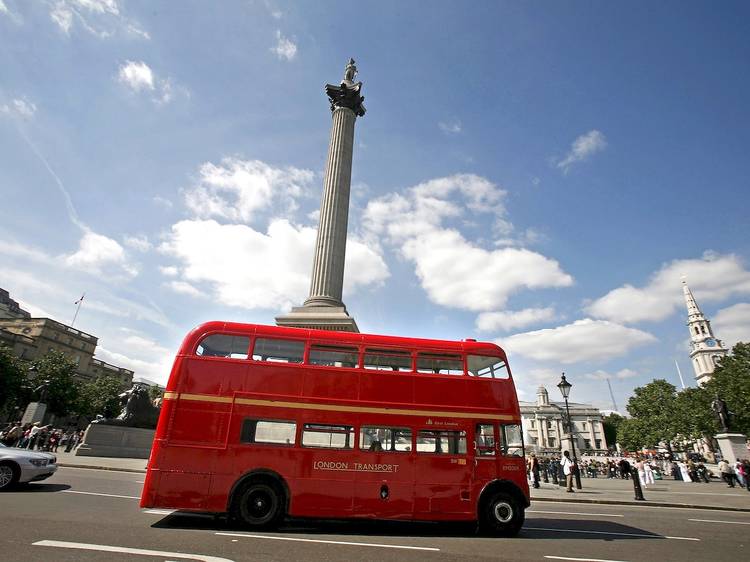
[134,480,145,483]
[533,500,745,513]
[529,510,623,518]
[62,490,140,500]
[545,556,622,562]
[688,518,750,525]
[525,526,700,541]
[58,466,146,475]
[33,540,235,562]
[216,531,440,551]
[144,509,176,515]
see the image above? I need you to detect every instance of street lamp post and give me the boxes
[557,372,582,490]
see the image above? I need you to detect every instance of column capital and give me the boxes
[325,59,365,116]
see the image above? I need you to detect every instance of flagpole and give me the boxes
[674,359,686,390]
[71,293,85,327]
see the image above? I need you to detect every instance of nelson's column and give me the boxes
[275,59,365,332]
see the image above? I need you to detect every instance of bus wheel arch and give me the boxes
[477,480,527,536]
[229,469,289,529]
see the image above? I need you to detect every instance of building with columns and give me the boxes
[683,280,728,385]
[520,386,609,455]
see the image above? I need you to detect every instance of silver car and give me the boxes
[0,443,58,490]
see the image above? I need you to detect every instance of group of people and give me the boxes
[718,458,750,490]
[1,421,85,453]
[526,451,750,493]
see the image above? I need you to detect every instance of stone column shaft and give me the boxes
[305,107,356,307]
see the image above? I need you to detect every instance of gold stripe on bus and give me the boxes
[165,392,515,421]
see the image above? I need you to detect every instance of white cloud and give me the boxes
[713,303,750,348]
[160,219,389,311]
[587,253,750,324]
[117,60,154,91]
[183,158,315,223]
[95,333,174,384]
[0,97,37,118]
[0,1,8,14]
[164,280,202,297]
[123,234,151,252]
[271,30,297,61]
[49,0,149,39]
[64,229,138,277]
[584,368,639,381]
[476,307,556,332]
[557,130,607,173]
[502,319,657,364]
[438,120,462,134]
[116,61,185,105]
[159,266,178,277]
[363,174,573,312]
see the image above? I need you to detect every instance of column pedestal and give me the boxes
[715,432,749,463]
[21,402,47,425]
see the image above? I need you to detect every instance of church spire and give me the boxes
[682,279,728,386]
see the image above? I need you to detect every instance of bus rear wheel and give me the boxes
[236,482,284,529]
[479,492,524,536]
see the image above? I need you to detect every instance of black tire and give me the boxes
[0,462,20,491]
[236,482,284,529]
[479,492,524,536]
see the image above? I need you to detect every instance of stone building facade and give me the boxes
[0,316,133,388]
[520,386,608,455]
[0,288,31,319]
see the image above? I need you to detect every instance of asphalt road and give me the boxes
[1,467,748,562]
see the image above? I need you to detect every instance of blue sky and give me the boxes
[1,1,749,410]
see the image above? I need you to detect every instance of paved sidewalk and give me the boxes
[56,450,147,473]
[531,474,750,511]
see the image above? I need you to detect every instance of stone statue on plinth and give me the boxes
[33,381,50,403]
[91,382,160,430]
[711,394,731,432]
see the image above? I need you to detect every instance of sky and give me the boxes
[1,1,749,411]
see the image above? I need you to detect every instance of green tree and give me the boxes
[704,342,750,434]
[29,350,80,417]
[0,344,30,414]
[616,417,648,451]
[673,386,715,439]
[77,375,124,419]
[624,379,680,450]
[602,412,624,449]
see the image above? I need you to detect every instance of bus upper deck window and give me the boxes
[467,355,509,379]
[363,348,412,371]
[196,334,250,359]
[252,338,305,364]
[416,353,464,375]
[309,344,358,368]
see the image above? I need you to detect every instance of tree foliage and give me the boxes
[624,379,679,448]
[703,342,750,435]
[0,344,30,413]
[77,375,124,419]
[602,412,624,448]
[29,350,80,417]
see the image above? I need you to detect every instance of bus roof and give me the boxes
[178,321,507,358]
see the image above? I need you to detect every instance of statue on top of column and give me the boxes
[343,58,357,83]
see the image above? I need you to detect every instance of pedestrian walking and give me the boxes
[561,450,575,492]
[719,459,735,487]
[528,453,540,489]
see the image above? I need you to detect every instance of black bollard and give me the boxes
[631,467,646,501]
[542,463,549,483]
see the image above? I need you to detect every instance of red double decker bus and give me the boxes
[141,322,528,535]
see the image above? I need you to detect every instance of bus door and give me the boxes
[354,425,414,519]
[472,422,499,483]
[413,427,471,517]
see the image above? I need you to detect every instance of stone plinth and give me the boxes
[715,432,749,463]
[21,402,47,425]
[76,423,155,459]
[275,304,358,332]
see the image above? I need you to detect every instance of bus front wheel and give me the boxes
[479,492,524,536]
[236,482,284,529]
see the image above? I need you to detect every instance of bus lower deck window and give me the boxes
[502,424,524,457]
[360,426,412,452]
[302,424,355,449]
[241,419,296,446]
[416,430,467,454]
